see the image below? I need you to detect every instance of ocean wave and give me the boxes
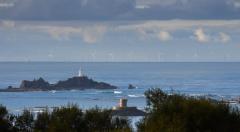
[70,89,78,92]
[189,93,204,97]
[128,94,145,98]
[50,90,57,93]
[96,90,114,94]
[14,109,21,112]
[114,91,122,94]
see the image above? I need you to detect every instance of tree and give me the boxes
[34,110,50,132]
[0,105,13,132]
[111,117,132,132]
[47,104,86,132]
[137,88,240,132]
[15,109,34,132]
[34,105,132,132]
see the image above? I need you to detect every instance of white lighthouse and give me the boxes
[78,68,84,77]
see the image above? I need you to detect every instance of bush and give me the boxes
[0,104,132,132]
[5,88,238,132]
[47,104,86,132]
[34,105,132,132]
[85,107,132,132]
[137,88,240,132]
[34,109,50,132]
[15,109,34,132]
[0,105,13,132]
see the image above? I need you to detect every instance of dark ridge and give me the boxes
[0,76,117,92]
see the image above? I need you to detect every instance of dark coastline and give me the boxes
[0,76,117,92]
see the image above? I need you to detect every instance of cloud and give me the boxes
[81,26,107,43]
[0,0,14,8]
[0,0,135,20]
[116,20,240,32]
[0,0,240,20]
[0,20,237,44]
[228,0,240,8]
[21,24,107,43]
[136,0,188,7]
[48,53,54,58]
[115,20,240,43]
[218,32,231,43]
[132,0,240,20]
[0,20,15,28]
[134,27,172,41]
[157,31,172,41]
[40,26,83,41]
[194,28,209,43]
[135,5,150,9]
[193,29,231,43]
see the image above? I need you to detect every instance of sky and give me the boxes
[0,0,240,62]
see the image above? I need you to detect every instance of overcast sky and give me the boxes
[0,0,240,62]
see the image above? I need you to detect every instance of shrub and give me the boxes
[33,105,132,132]
[0,105,13,132]
[137,88,240,132]
[15,109,34,132]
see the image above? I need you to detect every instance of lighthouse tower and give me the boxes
[78,68,84,77]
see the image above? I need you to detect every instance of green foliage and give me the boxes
[85,107,112,131]
[34,105,132,132]
[0,104,8,119]
[4,88,239,132]
[84,107,132,132]
[111,117,132,132]
[47,104,86,132]
[138,88,240,132]
[34,110,50,132]
[15,109,34,132]
[0,105,13,132]
[0,104,133,132]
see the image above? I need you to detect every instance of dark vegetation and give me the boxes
[137,88,240,132]
[0,105,131,132]
[1,88,240,132]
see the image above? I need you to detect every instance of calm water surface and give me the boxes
[0,62,240,113]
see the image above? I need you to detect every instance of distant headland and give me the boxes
[0,68,117,92]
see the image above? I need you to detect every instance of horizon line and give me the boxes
[0,61,240,63]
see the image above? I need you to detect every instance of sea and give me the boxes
[1,62,240,113]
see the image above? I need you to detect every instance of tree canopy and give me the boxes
[137,88,240,132]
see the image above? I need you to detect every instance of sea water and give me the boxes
[0,62,240,113]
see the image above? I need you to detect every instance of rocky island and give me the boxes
[0,69,117,92]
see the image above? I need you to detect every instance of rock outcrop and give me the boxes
[0,76,117,92]
[20,78,50,89]
[53,76,116,90]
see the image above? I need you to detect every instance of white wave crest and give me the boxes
[128,94,145,98]
[114,91,122,94]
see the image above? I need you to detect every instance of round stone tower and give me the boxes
[119,98,128,108]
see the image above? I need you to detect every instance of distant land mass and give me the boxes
[0,75,117,92]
